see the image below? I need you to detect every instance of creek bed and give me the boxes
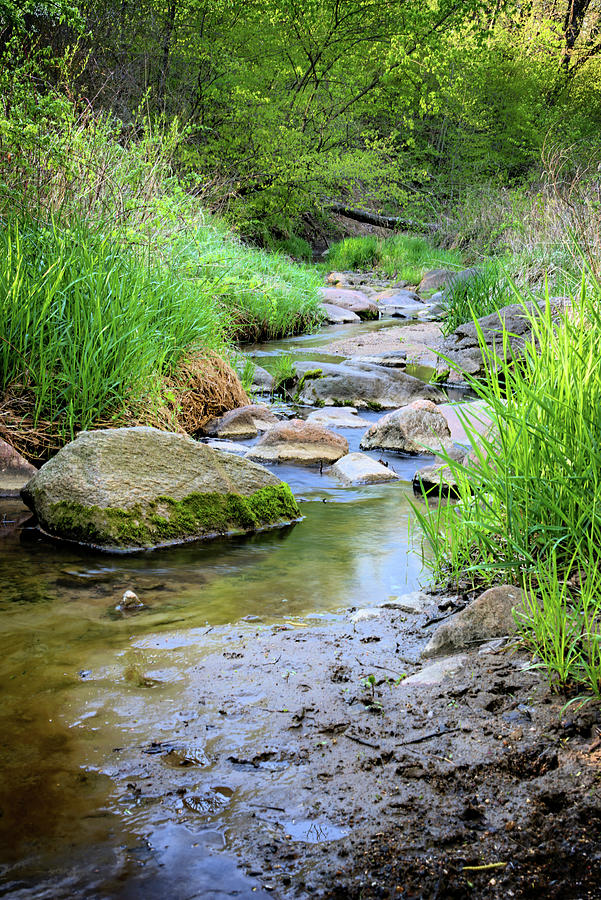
[0,316,443,899]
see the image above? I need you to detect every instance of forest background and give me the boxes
[3,0,601,250]
[1,0,601,457]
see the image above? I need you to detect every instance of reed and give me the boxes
[413,279,601,699]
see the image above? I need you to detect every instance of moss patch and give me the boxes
[43,483,300,550]
[294,368,323,400]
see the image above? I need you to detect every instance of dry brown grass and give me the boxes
[153,352,249,434]
[438,141,601,286]
[0,352,249,465]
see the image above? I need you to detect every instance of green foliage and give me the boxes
[265,234,314,262]
[0,219,225,440]
[0,214,320,449]
[516,547,601,703]
[326,237,380,271]
[413,283,601,699]
[239,357,256,393]
[326,234,462,283]
[439,264,510,336]
[271,355,297,396]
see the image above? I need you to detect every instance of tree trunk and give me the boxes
[327,202,438,232]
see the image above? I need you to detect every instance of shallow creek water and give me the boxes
[0,319,451,899]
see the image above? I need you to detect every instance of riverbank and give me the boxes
[3,265,601,899]
[2,489,600,899]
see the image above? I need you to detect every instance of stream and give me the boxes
[1,316,450,899]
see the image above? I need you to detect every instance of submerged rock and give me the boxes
[329,452,399,485]
[116,590,146,612]
[0,438,36,498]
[204,439,248,455]
[245,419,348,466]
[422,585,525,658]
[21,427,300,551]
[306,407,371,429]
[360,400,452,454]
[349,351,407,369]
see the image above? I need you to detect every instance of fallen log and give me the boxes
[327,201,438,232]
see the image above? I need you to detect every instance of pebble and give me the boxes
[116,589,145,612]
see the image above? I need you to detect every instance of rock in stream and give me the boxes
[21,427,300,550]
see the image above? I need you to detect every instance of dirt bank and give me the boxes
[116,593,601,899]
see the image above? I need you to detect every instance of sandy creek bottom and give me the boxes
[0,318,457,900]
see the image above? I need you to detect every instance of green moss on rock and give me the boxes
[294,368,323,400]
[44,483,300,550]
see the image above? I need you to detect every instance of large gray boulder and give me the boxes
[436,300,564,383]
[320,287,379,320]
[20,427,299,551]
[0,438,36,498]
[295,361,444,409]
[360,400,453,454]
[422,585,524,658]
[245,419,348,466]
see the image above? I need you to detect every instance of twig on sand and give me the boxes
[343,731,380,749]
[398,727,459,746]
[462,862,508,872]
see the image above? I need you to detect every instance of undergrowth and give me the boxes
[413,284,601,702]
[0,219,233,454]
[324,234,463,284]
[439,262,511,335]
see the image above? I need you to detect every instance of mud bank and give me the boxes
[105,599,601,900]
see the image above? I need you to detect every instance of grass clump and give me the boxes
[413,283,601,701]
[439,262,511,335]
[265,233,314,262]
[0,219,227,456]
[271,355,297,396]
[162,212,322,342]
[0,209,322,457]
[325,233,462,283]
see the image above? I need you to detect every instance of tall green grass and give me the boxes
[413,285,601,700]
[129,200,322,342]
[439,262,511,335]
[0,219,225,440]
[325,234,463,283]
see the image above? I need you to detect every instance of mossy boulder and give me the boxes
[21,427,300,551]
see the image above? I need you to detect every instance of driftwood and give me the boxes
[327,201,438,232]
